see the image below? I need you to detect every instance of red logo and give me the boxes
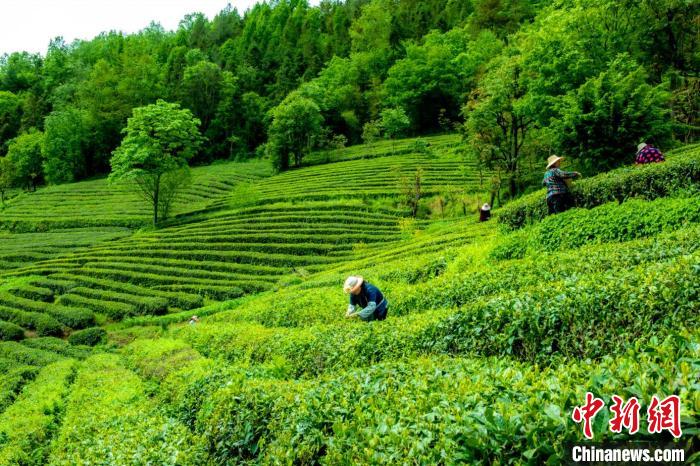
[609,395,640,435]
[572,392,605,439]
[572,393,682,439]
[647,395,682,438]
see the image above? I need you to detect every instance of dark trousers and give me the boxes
[547,193,573,215]
[374,300,388,320]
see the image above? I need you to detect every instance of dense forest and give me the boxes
[0,0,697,194]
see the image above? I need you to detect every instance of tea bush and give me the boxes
[499,146,700,229]
[0,360,76,465]
[0,321,24,341]
[188,331,697,465]
[68,327,106,347]
[48,354,205,465]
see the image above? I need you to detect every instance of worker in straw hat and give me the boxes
[543,155,581,215]
[343,276,388,321]
[635,142,665,165]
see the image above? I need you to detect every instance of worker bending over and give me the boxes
[344,276,388,321]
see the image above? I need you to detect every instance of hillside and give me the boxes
[0,137,698,463]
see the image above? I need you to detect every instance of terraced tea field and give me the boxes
[0,159,270,232]
[0,134,487,336]
[0,137,698,464]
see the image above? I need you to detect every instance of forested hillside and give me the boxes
[0,0,697,196]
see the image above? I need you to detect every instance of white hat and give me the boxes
[481,203,491,210]
[546,155,564,169]
[637,143,648,153]
[343,276,363,294]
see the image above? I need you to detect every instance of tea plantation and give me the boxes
[0,135,698,464]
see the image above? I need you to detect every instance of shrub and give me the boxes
[0,321,24,341]
[68,327,107,347]
[58,293,136,320]
[49,354,205,464]
[0,293,94,330]
[0,342,63,367]
[0,306,64,337]
[498,147,700,229]
[0,360,77,465]
[492,195,700,258]
[7,284,54,302]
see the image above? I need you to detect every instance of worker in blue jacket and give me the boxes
[343,276,388,321]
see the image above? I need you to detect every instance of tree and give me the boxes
[0,156,17,204]
[0,91,22,154]
[109,100,202,225]
[6,130,43,190]
[42,109,90,184]
[463,55,534,198]
[383,29,503,132]
[362,120,381,145]
[380,107,411,139]
[268,94,323,170]
[552,55,673,172]
[181,61,223,132]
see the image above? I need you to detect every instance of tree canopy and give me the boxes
[109,100,202,225]
[0,0,695,182]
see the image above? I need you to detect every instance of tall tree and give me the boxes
[109,100,202,225]
[0,91,22,154]
[42,108,90,184]
[463,54,534,198]
[268,93,323,170]
[0,156,17,204]
[6,130,44,190]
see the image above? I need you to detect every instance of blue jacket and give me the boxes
[349,282,388,321]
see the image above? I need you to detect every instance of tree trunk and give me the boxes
[509,175,517,199]
[153,174,161,226]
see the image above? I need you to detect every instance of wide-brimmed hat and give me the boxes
[546,155,563,169]
[481,203,491,210]
[343,275,363,294]
[637,143,648,153]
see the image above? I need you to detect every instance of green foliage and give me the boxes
[0,156,17,204]
[0,341,64,367]
[22,337,93,359]
[49,354,203,464]
[268,93,323,170]
[110,100,202,224]
[41,109,90,184]
[463,53,533,197]
[0,360,76,465]
[0,91,21,154]
[0,306,64,337]
[379,107,410,139]
[498,145,700,229]
[553,55,673,172]
[68,327,107,347]
[0,321,24,341]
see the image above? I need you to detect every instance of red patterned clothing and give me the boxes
[635,146,665,164]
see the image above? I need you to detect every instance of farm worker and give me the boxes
[635,142,665,165]
[188,315,199,325]
[343,276,388,321]
[543,155,581,215]
[479,203,491,222]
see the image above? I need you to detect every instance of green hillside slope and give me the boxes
[0,138,698,464]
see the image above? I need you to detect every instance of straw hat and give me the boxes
[637,143,648,153]
[546,155,563,169]
[481,203,491,211]
[343,276,363,294]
